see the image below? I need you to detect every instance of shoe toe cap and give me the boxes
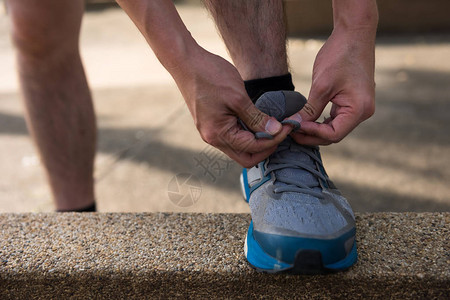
[250,190,355,238]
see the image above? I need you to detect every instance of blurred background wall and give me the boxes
[284,0,450,35]
[85,0,450,35]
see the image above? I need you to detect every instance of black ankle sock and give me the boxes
[57,203,96,213]
[244,73,295,103]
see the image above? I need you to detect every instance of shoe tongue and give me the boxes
[254,91,320,191]
[273,139,320,190]
[254,91,307,121]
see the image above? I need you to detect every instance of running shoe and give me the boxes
[240,91,357,274]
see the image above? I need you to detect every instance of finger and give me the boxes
[284,112,303,131]
[219,124,292,155]
[234,100,283,136]
[299,83,331,122]
[290,131,331,146]
[225,145,278,168]
[323,116,333,124]
[298,113,359,143]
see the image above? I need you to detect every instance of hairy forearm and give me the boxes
[332,0,378,32]
[116,0,200,71]
[330,0,378,74]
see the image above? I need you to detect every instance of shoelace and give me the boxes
[263,139,327,199]
[241,117,325,198]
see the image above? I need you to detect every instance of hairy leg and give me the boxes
[204,0,289,80]
[8,0,96,211]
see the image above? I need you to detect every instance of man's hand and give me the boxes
[288,0,378,145]
[173,49,292,167]
[116,0,292,167]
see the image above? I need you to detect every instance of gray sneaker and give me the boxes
[240,91,357,274]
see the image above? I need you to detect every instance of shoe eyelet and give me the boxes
[266,184,281,199]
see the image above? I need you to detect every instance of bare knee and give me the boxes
[8,0,83,59]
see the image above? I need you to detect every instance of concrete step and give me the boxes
[1,213,449,298]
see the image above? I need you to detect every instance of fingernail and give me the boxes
[290,113,302,123]
[265,118,281,135]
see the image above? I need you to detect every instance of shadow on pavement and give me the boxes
[0,112,27,135]
[0,110,242,196]
[374,34,450,45]
[96,126,242,194]
[358,67,450,147]
[85,2,120,12]
[337,180,450,212]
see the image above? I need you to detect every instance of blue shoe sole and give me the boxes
[244,221,358,274]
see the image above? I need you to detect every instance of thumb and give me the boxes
[236,100,282,136]
[300,85,329,122]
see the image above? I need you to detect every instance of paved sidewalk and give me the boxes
[0,4,449,212]
[1,212,449,298]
